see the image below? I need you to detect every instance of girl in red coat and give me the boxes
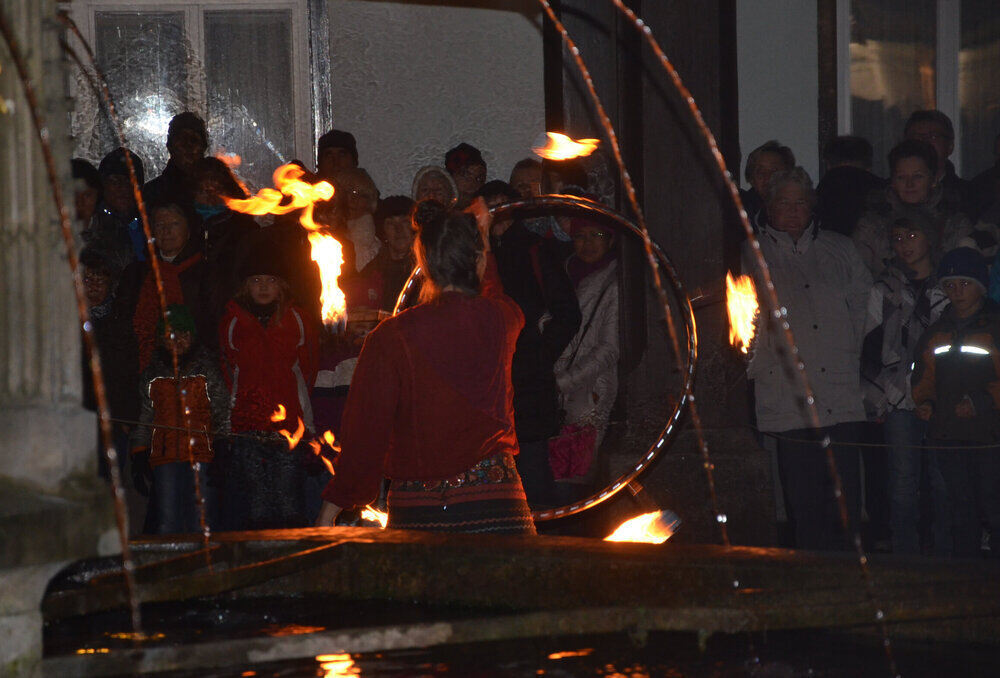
[218,251,318,529]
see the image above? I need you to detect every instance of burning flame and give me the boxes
[316,654,358,677]
[604,510,680,544]
[270,404,287,422]
[533,132,600,160]
[726,272,759,354]
[215,151,242,168]
[361,506,388,528]
[548,649,594,660]
[323,430,337,449]
[279,417,305,449]
[309,439,336,476]
[226,164,346,328]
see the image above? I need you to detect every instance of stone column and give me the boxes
[0,1,117,675]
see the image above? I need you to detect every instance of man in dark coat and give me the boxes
[143,112,208,211]
[482,181,582,507]
[816,135,885,237]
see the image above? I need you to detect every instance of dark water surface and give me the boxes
[46,596,1000,677]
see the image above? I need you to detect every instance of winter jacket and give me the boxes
[861,262,948,417]
[82,295,140,423]
[743,222,872,432]
[852,185,974,278]
[201,209,257,331]
[912,300,1000,443]
[143,160,196,211]
[969,160,999,223]
[82,206,144,274]
[815,165,885,237]
[554,258,619,447]
[358,247,415,313]
[322,255,524,509]
[493,221,582,442]
[129,344,230,466]
[131,240,211,370]
[219,300,318,434]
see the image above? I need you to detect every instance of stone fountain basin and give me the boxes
[42,527,1000,676]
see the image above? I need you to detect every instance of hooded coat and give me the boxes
[743,222,872,432]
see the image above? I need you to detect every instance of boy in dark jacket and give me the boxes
[130,305,229,534]
[912,247,1000,557]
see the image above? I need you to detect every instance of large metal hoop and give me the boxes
[393,195,697,521]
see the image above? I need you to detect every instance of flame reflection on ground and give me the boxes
[604,510,680,544]
[316,653,359,677]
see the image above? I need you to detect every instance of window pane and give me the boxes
[205,10,295,190]
[86,12,190,178]
[959,1,1000,179]
[850,0,936,176]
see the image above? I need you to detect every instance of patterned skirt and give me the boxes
[387,452,536,535]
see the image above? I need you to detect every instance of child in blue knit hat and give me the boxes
[912,247,1000,557]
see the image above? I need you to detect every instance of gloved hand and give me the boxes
[130,448,152,497]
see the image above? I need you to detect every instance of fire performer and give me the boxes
[316,199,536,534]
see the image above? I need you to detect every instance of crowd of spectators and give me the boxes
[742,109,1000,557]
[73,105,1000,555]
[74,113,614,535]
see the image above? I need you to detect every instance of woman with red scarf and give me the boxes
[316,200,535,534]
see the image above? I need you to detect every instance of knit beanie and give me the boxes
[98,147,145,185]
[937,247,988,292]
[317,129,358,167]
[156,304,197,339]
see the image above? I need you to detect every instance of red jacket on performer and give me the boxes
[323,256,525,509]
[219,300,319,434]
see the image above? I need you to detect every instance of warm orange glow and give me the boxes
[361,506,388,528]
[270,404,287,423]
[279,417,305,449]
[309,439,336,476]
[533,132,600,160]
[323,430,337,448]
[604,511,678,544]
[215,151,242,168]
[226,163,346,328]
[726,272,759,355]
[308,231,347,328]
[548,648,594,660]
[316,654,358,677]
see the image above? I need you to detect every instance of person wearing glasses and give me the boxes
[853,139,975,278]
[904,110,974,217]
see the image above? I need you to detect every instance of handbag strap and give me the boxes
[564,276,615,370]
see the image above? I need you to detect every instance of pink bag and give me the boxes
[548,423,597,480]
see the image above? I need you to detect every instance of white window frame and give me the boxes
[837,0,963,169]
[64,0,316,172]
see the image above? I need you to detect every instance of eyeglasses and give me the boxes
[942,279,974,292]
[572,230,610,242]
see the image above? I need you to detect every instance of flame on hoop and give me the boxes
[270,404,287,423]
[604,510,679,544]
[533,132,600,160]
[361,506,388,528]
[726,272,759,354]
